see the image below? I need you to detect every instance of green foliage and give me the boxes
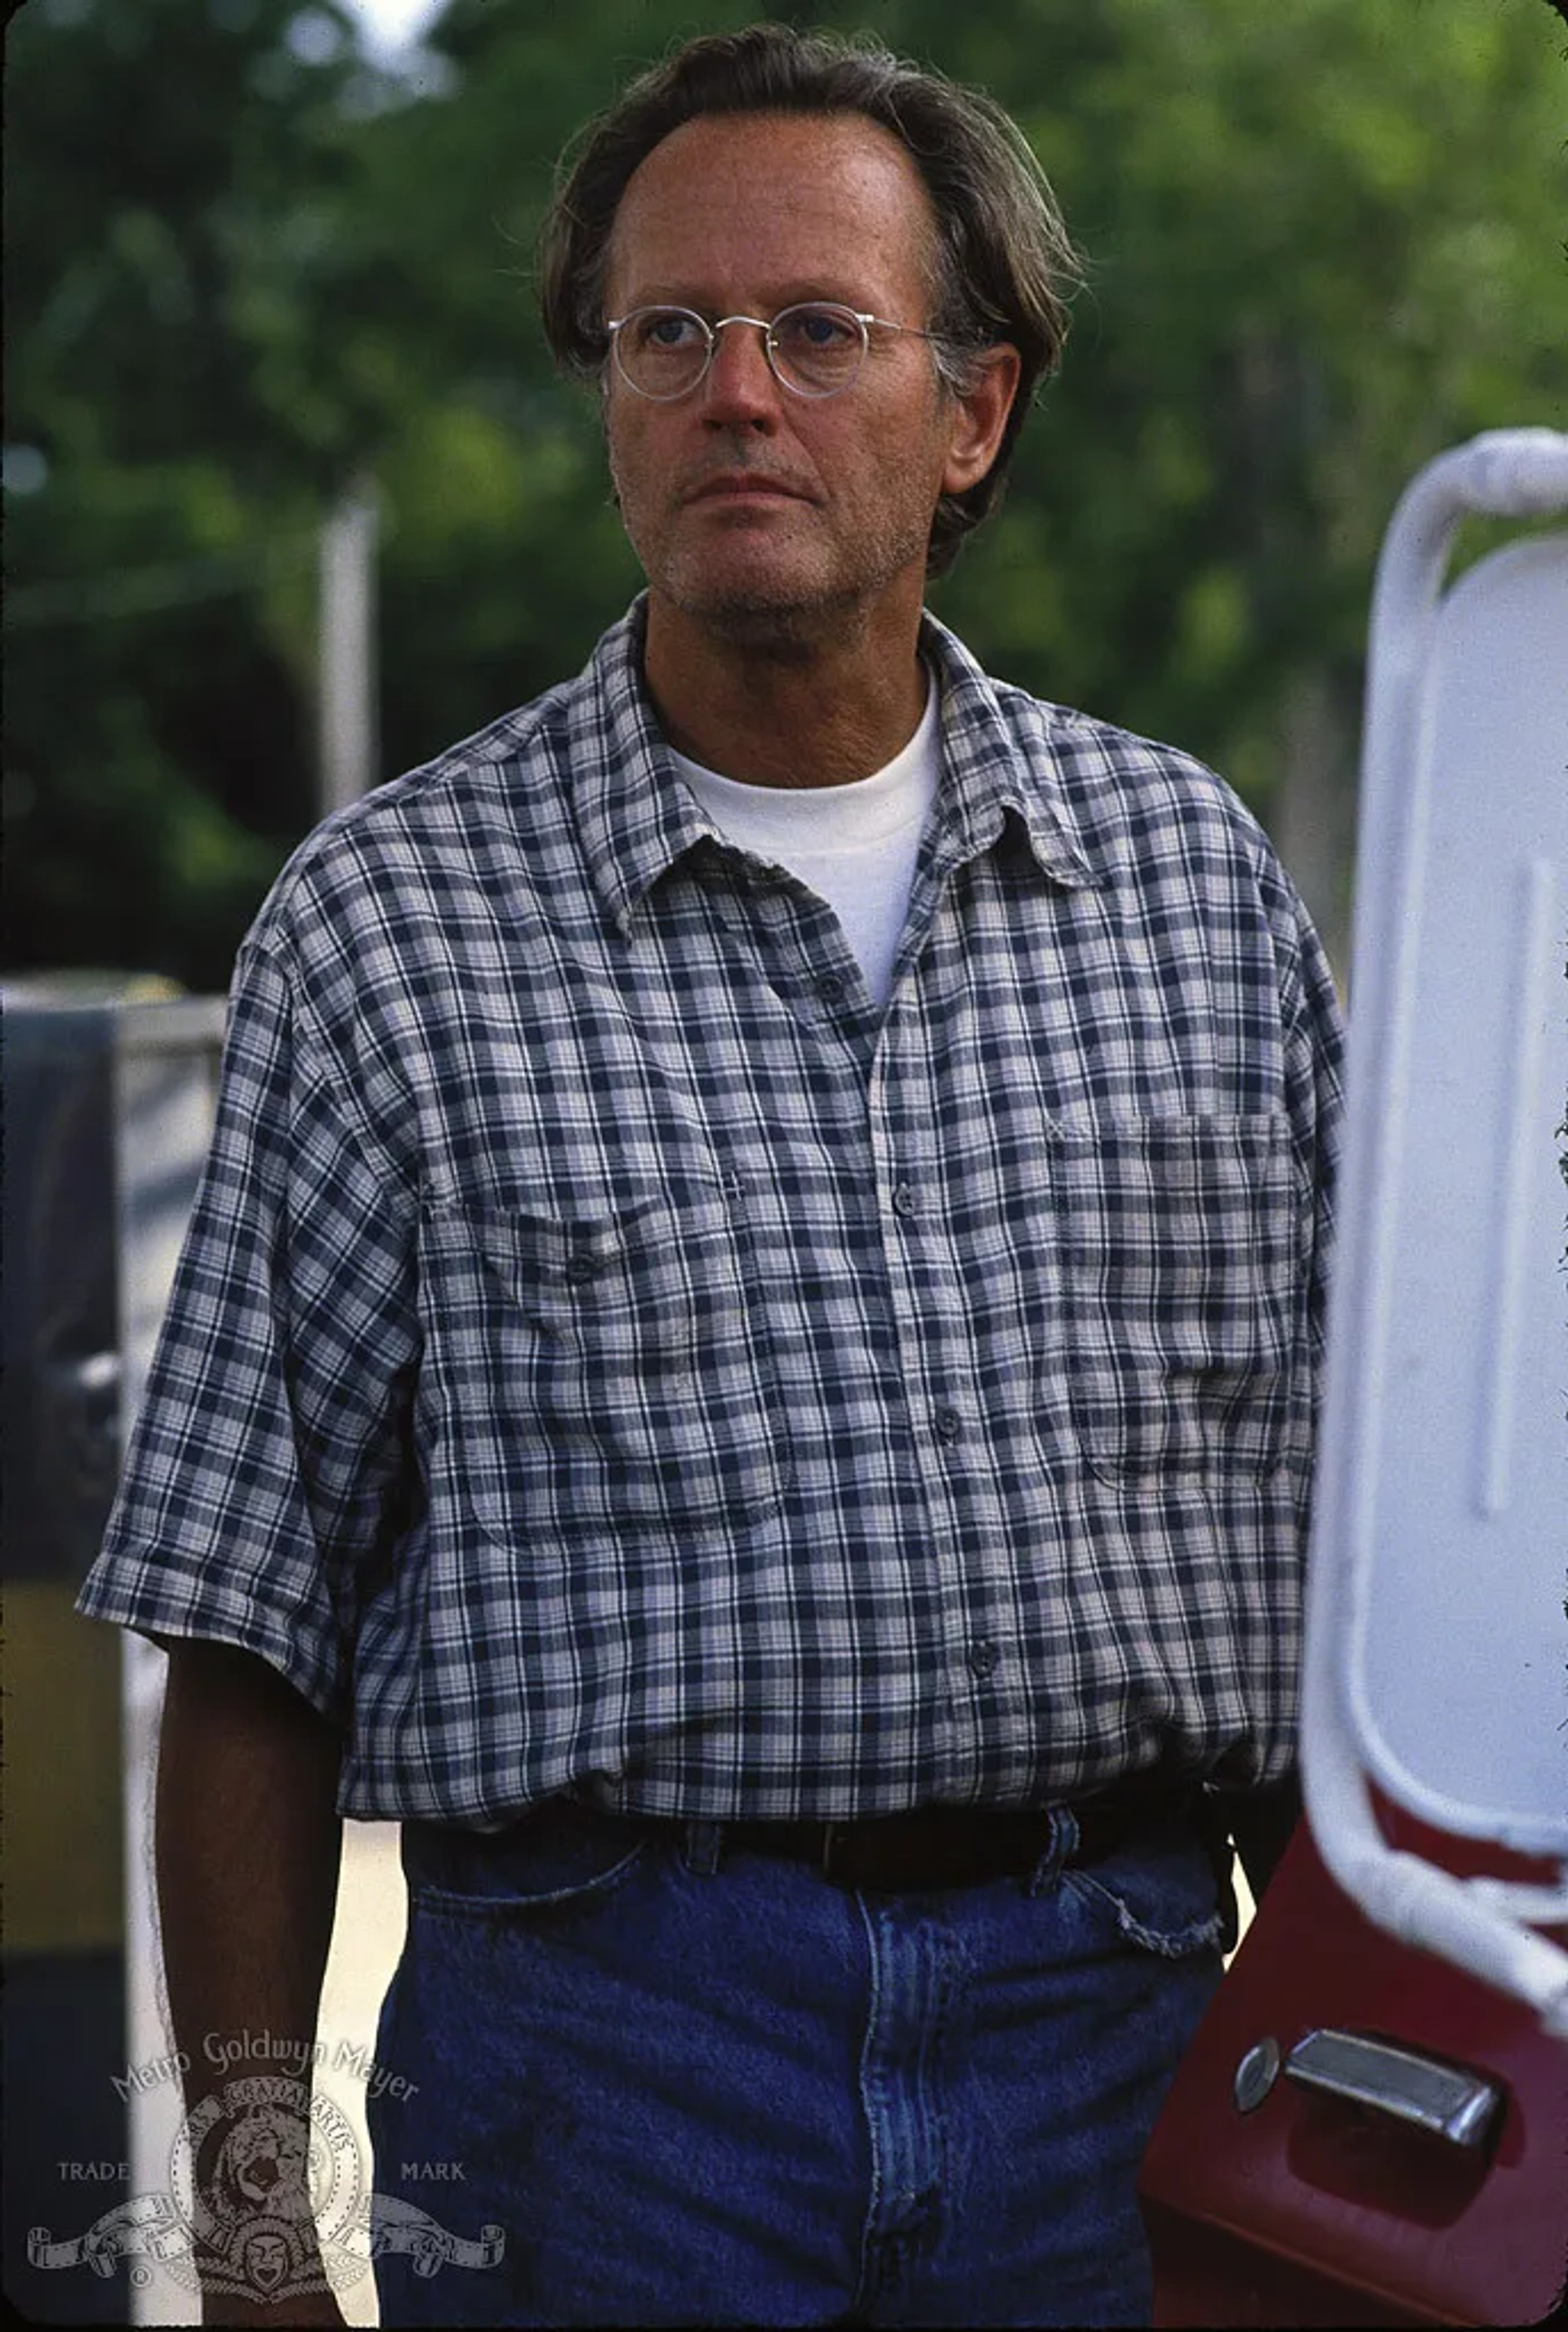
[4,0,381,987]
[5,0,1563,985]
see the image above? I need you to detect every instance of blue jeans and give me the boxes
[368,1802,1223,2326]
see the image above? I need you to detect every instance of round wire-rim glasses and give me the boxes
[604,301,938,402]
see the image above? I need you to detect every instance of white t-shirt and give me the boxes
[670,677,941,1007]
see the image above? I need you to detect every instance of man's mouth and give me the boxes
[683,472,815,506]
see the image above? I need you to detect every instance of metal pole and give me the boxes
[318,479,380,817]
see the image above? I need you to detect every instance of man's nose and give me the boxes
[702,319,782,426]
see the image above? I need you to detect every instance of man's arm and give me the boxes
[156,1639,346,2327]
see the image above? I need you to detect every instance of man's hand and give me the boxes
[155,1640,348,2329]
[204,2283,348,2330]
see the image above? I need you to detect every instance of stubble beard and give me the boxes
[666,572,873,659]
[644,512,933,662]
[609,450,933,662]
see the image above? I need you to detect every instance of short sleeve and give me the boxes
[77,938,421,1722]
[1279,885,1345,1386]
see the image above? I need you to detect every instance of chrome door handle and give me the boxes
[1284,2027,1503,2150]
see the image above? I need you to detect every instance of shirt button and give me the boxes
[891,1182,916,1218]
[817,972,845,1005]
[566,1252,600,1283]
[934,1406,961,1445]
[967,1640,998,1679]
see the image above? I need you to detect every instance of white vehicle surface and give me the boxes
[1303,427,1568,2029]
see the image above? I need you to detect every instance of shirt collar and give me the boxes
[916,609,1098,892]
[571,596,1098,934]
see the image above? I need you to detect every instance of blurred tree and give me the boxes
[5,0,1562,985]
[3,0,385,987]
[901,0,1566,952]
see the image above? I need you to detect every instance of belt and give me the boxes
[635,1777,1196,1893]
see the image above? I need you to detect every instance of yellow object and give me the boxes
[2,1584,125,1951]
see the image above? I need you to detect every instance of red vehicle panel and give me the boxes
[1141,1821,1568,2326]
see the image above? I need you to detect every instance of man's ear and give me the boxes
[942,344,1022,496]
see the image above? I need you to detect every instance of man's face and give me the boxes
[601,111,1008,649]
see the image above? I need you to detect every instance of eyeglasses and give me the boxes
[604,301,939,402]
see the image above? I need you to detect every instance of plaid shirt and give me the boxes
[81,601,1343,1824]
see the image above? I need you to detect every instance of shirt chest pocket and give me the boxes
[420,1192,789,1550]
[1051,1113,1298,1481]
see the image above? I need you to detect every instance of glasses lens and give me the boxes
[769,303,866,396]
[616,309,710,399]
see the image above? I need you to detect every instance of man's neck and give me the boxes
[642,591,929,790]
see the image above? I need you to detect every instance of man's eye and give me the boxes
[640,311,702,350]
[778,305,858,350]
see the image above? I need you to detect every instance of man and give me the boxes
[80,24,1342,2328]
